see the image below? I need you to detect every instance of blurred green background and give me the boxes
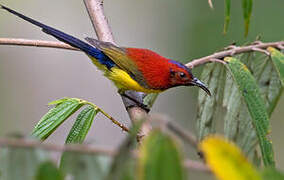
[0,0,283,177]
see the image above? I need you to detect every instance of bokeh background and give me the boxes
[0,0,283,178]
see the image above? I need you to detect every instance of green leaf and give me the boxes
[222,54,258,158]
[261,167,284,180]
[138,130,186,180]
[60,153,111,180]
[196,62,226,140]
[224,57,274,167]
[199,136,261,180]
[267,47,284,86]
[32,98,84,140]
[47,97,70,106]
[35,161,64,180]
[65,105,99,144]
[242,0,253,36]
[224,52,283,159]
[223,0,231,34]
[0,147,48,180]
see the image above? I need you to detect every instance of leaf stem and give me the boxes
[85,101,129,132]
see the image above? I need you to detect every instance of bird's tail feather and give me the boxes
[0,4,103,60]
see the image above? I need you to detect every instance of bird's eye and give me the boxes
[179,72,186,78]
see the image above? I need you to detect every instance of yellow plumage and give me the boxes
[89,56,161,93]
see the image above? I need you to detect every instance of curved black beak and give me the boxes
[189,78,211,96]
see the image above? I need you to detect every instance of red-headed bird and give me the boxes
[0,5,211,96]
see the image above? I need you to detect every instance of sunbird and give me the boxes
[1,5,211,98]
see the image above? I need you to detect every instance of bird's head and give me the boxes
[168,60,211,96]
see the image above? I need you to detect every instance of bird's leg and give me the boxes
[118,90,150,112]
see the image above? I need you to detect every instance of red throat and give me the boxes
[126,48,172,89]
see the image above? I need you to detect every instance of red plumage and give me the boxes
[126,48,193,90]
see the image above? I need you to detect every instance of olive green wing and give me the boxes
[85,37,148,88]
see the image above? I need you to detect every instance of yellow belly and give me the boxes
[89,57,161,93]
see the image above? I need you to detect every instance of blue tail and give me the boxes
[1,4,115,68]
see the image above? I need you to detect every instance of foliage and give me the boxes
[197,48,283,168]
[223,0,253,36]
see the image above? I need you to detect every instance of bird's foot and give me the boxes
[120,93,150,112]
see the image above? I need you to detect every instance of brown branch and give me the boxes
[150,114,197,148]
[83,0,115,43]
[0,137,116,156]
[165,120,197,148]
[0,137,209,172]
[0,38,78,51]
[184,159,210,172]
[186,41,284,68]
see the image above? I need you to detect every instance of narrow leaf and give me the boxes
[267,47,284,85]
[196,63,226,140]
[223,54,258,157]
[65,105,99,144]
[223,0,231,34]
[48,97,70,106]
[247,52,283,116]
[242,0,253,36]
[138,130,186,180]
[224,57,274,167]
[32,98,84,140]
[199,136,261,180]
[35,161,64,180]
[224,52,283,158]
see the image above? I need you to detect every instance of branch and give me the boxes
[186,41,284,68]
[0,137,116,156]
[0,38,78,51]
[150,114,197,148]
[0,137,209,172]
[184,159,210,172]
[165,120,197,148]
[83,0,115,43]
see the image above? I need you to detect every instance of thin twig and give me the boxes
[0,137,116,156]
[99,109,130,132]
[0,137,209,172]
[84,100,130,132]
[187,41,284,68]
[166,120,197,148]
[150,115,197,148]
[0,38,78,51]
[184,159,210,172]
